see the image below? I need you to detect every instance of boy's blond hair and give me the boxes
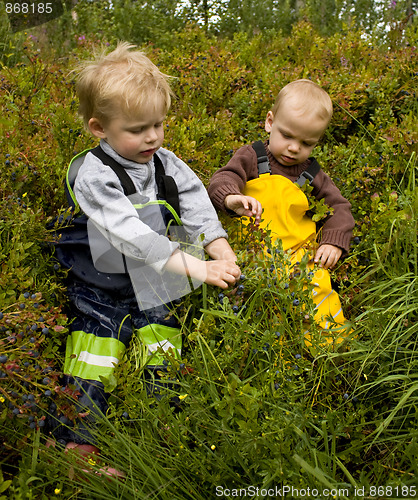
[75,41,173,128]
[272,79,333,125]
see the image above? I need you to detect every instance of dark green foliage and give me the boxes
[0,19,417,499]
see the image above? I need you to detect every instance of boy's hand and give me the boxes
[164,248,240,289]
[314,244,342,269]
[224,194,262,224]
[205,259,241,289]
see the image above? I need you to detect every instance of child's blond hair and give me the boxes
[272,79,333,125]
[75,41,173,128]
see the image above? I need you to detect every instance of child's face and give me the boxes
[265,100,328,166]
[89,102,166,164]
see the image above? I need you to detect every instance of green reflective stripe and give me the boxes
[132,200,182,226]
[64,330,125,382]
[66,149,91,208]
[136,324,182,365]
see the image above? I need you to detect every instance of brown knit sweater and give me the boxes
[208,141,355,253]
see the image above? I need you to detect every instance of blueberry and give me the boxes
[292,299,300,306]
[232,305,239,313]
[42,328,49,335]
[38,419,45,427]
[237,284,244,291]
[343,393,349,400]
[122,411,129,419]
[239,274,246,281]
[44,390,52,397]
[23,292,30,299]
[31,324,37,331]
[12,408,20,415]
[295,353,302,359]
[19,303,25,310]
[283,283,289,289]
[29,422,37,429]
[0,355,8,363]
[0,312,3,320]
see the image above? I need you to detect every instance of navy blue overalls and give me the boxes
[51,146,184,444]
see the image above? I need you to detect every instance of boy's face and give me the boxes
[265,100,328,166]
[89,102,166,164]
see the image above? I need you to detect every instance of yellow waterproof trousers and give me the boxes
[243,173,349,347]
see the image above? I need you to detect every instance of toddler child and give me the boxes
[208,79,355,346]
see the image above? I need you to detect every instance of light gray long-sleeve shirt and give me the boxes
[74,140,228,275]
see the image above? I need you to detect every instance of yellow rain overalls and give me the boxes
[242,142,350,348]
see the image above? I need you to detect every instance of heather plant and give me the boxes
[0,21,417,498]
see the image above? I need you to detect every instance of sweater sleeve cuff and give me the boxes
[210,184,242,212]
[145,235,180,273]
[319,230,352,254]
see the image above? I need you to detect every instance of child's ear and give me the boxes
[265,111,274,133]
[88,118,106,138]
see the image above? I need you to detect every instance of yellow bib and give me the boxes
[243,174,315,251]
[242,173,350,350]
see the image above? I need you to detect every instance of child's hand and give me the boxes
[205,259,241,289]
[224,194,262,224]
[314,244,342,269]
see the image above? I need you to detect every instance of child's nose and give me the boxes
[145,127,158,142]
[288,141,300,153]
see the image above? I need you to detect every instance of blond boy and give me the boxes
[52,42,240,456]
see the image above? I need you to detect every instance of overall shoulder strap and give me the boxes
[251,142,321,187]
[90,146,136,196]
[252,140,271,175]
[153,153,181,218]
[295,158,321,187]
